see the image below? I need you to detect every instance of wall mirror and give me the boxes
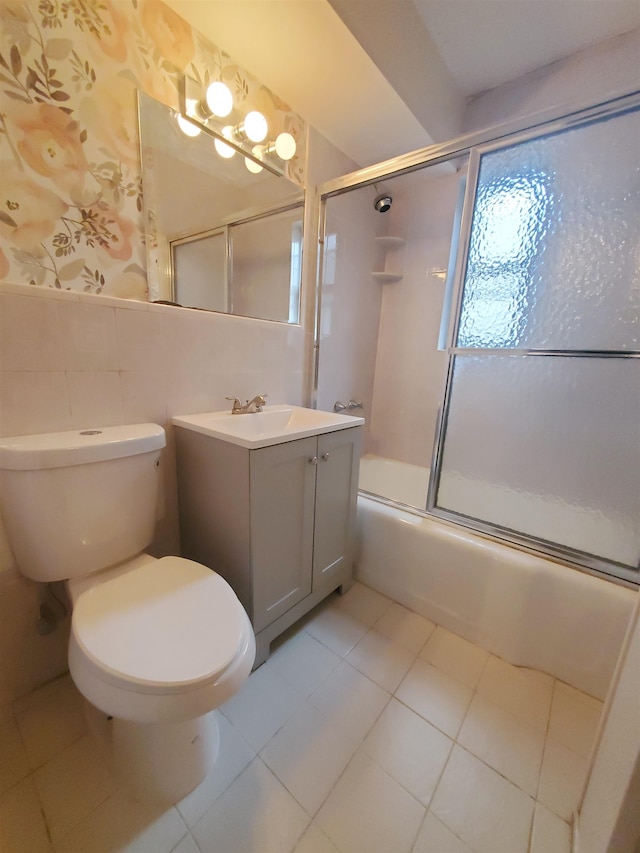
[138,91,305,324]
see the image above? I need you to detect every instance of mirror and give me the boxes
[138,91,304,323]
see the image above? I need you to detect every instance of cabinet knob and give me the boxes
[321,453,330,461]
[309,456,318,465]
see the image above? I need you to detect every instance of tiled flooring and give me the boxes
[0,582,603,853]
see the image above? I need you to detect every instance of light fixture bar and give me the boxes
[180,74,286,177]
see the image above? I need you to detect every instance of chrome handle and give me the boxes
[334,401,347,413]
[347,400,363,410]
[309,456,318,465]
[321,453,330,461]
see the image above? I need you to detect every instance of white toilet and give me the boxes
[0,423,255,803]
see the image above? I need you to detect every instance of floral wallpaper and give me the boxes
[0,0,306,299]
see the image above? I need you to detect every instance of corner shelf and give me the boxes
[372,235,405,283]
[375,236,406,249]
[371,272,403,283]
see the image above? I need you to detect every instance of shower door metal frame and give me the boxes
[314,86,640,588]
[428,104,640,586]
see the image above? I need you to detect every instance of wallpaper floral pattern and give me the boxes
[0,0,306,299]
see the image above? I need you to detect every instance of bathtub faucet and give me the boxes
[334,400,363,413]
[226,394,267,414]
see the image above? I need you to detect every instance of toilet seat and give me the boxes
[69,556,256,723]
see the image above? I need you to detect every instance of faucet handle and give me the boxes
[225,396,242,413]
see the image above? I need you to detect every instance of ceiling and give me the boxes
[168,0,640,168]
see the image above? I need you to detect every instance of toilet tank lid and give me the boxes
[0,424,166,470]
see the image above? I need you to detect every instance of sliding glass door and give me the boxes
[430,104,640,583]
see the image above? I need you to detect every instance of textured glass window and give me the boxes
[457,108,640,351]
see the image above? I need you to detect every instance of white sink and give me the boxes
[172,404,364,449]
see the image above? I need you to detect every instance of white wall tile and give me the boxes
[67,371,123,428]
[59,302,119,372]
[0,371,71,436]
[0,293,65,372]
[116,308,165,372]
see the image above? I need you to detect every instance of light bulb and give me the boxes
[243,110,268,143]
[274,132,296,160]
[214,126,235,159]
[205,81,233,117]
[177,114,201,137]
[244,146,263,174]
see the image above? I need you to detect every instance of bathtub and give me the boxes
[356,456,638,699]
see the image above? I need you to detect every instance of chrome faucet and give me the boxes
[334,400,364,413]
[226,394,267,414]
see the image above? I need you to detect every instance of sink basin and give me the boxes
[172,404,364,449]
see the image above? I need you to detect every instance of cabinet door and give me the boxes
[250,437,316,632]
[313,428,361,589]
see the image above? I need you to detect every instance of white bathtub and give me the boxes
[356,456,638,699]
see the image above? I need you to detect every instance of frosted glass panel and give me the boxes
[173,232,227,312]
[457,108,640,350]
[437,355,640,568]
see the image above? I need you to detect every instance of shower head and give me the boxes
[374,193,392,213]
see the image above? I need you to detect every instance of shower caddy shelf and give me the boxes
[372,235,405,283]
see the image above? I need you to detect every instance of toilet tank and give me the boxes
[0,424,166,582]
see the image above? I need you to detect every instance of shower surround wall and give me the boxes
[316,166,459,464]
[368,168,458,469]
[315,186,386,450]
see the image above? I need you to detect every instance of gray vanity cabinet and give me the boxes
[174,424,361,665]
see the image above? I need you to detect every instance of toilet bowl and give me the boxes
[68,554,255,724]
[0,424,256,803]
[67,553,255,802]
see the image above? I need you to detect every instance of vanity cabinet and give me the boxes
[174,424,361,665]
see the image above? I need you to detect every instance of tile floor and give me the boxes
[0,582,603,853]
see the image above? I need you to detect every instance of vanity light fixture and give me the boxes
[244,151,264,174]
[177,98,202,137]
[204,81,233,118]
[180,74,293,177]
[177,114,201,137]
[266,132,297,161]
[214,126,236,159]
[235,110,268,143]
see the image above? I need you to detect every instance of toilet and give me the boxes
[0,424,255,803]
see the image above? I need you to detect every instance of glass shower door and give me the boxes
[431,104,640,583]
